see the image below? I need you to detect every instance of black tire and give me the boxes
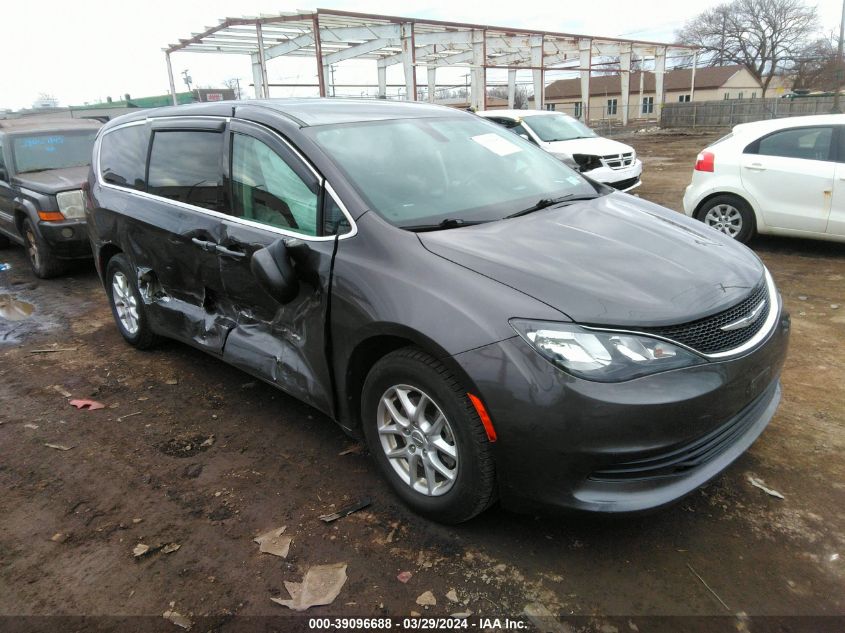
[105,254,161,349]
[361,347,496,523]
[696,194,756,244]
[0,233,11,249]
[22,218,64,278]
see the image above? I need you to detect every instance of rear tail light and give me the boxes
[694,151,715,172]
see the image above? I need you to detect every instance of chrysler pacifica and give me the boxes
[86,99,790,523]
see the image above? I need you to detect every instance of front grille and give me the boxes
[601,152,635,170]
[641,282,770,354]
[607,176,640,191]
[589,385,770,481]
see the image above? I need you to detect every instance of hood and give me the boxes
[542,136,634,158]
[419,194,764,327]
[12,166,88,195]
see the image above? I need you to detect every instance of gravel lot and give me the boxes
[0,130,843,632]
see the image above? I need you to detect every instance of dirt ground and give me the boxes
[0,130,843,633]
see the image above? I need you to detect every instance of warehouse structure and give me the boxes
[164,8,697,125]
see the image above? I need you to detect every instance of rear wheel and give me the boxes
[105,254,160,349]
[696,194,755,243]
[22,218,64,278]
[361,347,496,523]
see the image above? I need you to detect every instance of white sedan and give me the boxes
[683,114,845,243]
[477,110,643,192]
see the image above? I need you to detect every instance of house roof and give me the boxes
[545,65,757,100]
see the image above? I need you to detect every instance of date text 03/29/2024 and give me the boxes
[308,617,529,630]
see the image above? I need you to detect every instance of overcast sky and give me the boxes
[2,0,842,109]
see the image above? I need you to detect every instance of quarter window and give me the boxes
[147,131,224,210]
[99,124,148,191]
[231,134,319,236]
[749,126,833,161]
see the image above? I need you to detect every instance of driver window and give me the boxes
[231,134,319,236]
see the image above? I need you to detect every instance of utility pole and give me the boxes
[833,0,845,113]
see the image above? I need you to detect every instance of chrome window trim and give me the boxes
[95,116,357,242]
[580,269,780,361]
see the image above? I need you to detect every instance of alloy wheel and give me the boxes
[24,227,40,270]
[376,384,458,496]
[111,271,139,335]
[704,204,743,238]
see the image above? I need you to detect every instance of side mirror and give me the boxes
[250,239,299,304]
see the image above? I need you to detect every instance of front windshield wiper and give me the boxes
[505,193,600,219]
[401,218,490,232]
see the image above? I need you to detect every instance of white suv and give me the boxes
[477,110,643,192]
[683,114,845,244]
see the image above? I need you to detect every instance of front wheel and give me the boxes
[361,348,496,523]
[696,195,755,243]
[22,218,64,278]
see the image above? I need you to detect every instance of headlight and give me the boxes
[56,190,85,219]
[572,154,603,172]
[510,319,706,382]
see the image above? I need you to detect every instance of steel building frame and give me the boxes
[164,8,697,124]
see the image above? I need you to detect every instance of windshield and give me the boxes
[522,114,598,142]
[309,116,599,228]
[11,131,97,174]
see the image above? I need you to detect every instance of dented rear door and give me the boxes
[135,118,232,352]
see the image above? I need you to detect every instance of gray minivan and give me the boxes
[87,99,789,523]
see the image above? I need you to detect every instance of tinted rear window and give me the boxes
[100,124,148,190]
[147,131,224,211]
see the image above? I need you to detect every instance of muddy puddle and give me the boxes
[0,294,34,321]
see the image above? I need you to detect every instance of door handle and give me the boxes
[744,163,766,171]
[191,237,218,252]
[215,244,247,259]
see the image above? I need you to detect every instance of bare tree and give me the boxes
[677,0,818,96]
[486,85,530,108]
[789,35,840,91]
[222,78,244,100]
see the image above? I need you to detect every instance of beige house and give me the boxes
[544,65,763,123]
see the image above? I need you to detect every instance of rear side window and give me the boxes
[231,133,319,236]
[746,126,833,161]
[99,125,148,190]
[147,131,224,211]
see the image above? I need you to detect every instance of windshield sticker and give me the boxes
[471,133,522,157]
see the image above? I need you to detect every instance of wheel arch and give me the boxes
[96,243,123,286]
[339,325,480,434]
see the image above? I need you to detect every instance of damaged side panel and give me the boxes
[119,194,233,354]
[217,220,336,416]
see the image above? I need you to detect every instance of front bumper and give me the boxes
[585,159,643,192]
[38,219,92,259]
[453,303,790,514]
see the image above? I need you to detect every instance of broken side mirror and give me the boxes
[250,238,299,304]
